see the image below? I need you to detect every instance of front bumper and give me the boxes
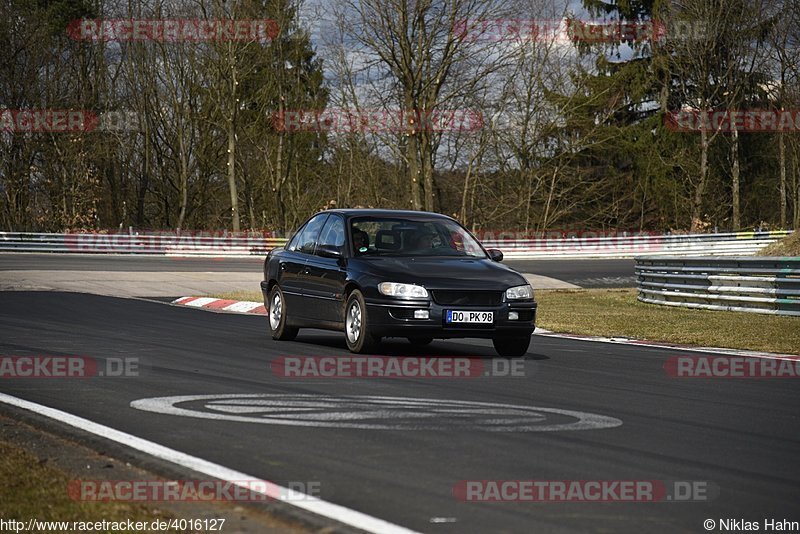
[364,296,537,339]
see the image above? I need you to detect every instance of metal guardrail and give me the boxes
[482,231,791,259]
[0,232,286,255]
[0,230,792,259]
[636,256,800,316]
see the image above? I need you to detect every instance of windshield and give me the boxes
[350,216,486,258]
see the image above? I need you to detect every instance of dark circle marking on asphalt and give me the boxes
[130,394,622,432]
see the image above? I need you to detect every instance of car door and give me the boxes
[302,214,348,323]
[279,213,328,318]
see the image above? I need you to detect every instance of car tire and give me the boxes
[492,336,530,357]
[407,337,433,346]
[344,290,377,353]
[267,285,298,341]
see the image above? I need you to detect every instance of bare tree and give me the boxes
[669,0,774,231]
[328,0,517,211]
[767,1,800,228]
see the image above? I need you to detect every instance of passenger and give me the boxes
[353,229,369,254]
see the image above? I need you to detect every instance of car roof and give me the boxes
[324,209,454,220]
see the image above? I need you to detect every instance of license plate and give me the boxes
[446,310,493,324]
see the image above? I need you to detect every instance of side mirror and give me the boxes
[487,249,503,262]
[316,244,343,258]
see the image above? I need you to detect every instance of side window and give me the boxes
[286,223,307,251]
[287,214,328,255]
[317,216,345,253]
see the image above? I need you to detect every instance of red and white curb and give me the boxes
[172,296,266,315]
[171,297,796,361]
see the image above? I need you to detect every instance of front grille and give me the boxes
[431,290,502,306]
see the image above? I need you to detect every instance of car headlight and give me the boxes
[506,284,533,300]
[378,282,429,299]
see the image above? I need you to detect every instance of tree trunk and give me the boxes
[459,142,485,226]
[731,127,740,230]
[176,127,189,231]
[137,118,150,227]
[524,169,533,232]
[779,131,786,228]
[420,130,434,211]
[407,133,421,210]
[691,127,709,232]
[793,144,799,230]
[460,159,474,224]
[227,118,239,232]
[541,167,558,230]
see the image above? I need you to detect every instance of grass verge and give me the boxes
[207,288,798,354]
[0,415,307,533]
[0,441,173,529]
[536,288,799,354]
[212,290,263,302]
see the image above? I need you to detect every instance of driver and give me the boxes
[410,230,436,251]
[352,229,369,254]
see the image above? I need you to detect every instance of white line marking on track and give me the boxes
[0,392,420,534]
[131,394,623,432]
[534,332,798,361]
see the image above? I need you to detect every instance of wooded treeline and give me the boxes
[1,0,798,233]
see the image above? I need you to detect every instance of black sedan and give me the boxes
[261,209,537,357]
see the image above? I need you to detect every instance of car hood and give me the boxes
[350,257,529,290]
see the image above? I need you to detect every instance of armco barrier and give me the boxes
[636,256,800,316]
[0,230,792,259]
[481,231,791,259]
[0,232,286,255]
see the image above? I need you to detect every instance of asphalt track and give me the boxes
[0,253,636,288]
[1,291,798,533]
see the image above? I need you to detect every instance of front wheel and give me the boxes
[492,336,530,357]
[267,285,298,341]
[344,290,377,353]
